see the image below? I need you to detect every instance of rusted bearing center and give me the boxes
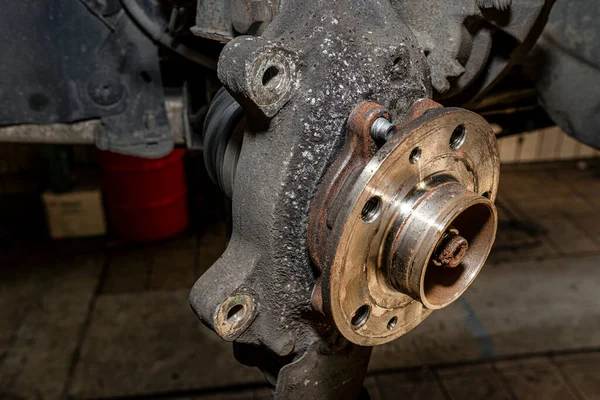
[309,103,500,346]
[385,181,497,310]
[433,230,469,269]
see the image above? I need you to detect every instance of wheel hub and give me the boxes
[310,103,500,346]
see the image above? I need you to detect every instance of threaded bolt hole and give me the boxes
[409,147,421,164]
[351,305,370,329]
[387,316,398,330]
[450,125,467,150]
[361,196,382,223]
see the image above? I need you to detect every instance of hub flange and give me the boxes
[309,102,500,346]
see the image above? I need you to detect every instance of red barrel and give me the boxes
[99,149,189,241]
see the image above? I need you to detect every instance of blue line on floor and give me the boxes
[459,297,497,358]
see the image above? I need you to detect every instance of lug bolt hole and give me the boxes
[387,316,398,330]
[361,196,382,223]
[351,305,370,329]
[450,125,467,150]
[409,147,421,164]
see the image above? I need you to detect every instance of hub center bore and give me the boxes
[385,181,497,310]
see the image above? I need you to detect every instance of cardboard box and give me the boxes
[42,189,106,239]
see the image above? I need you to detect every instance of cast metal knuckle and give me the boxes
[218,36,298,118]
[214,293,258,341]
[188,0,551,396]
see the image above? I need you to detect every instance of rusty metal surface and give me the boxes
[433,231,469,268]
[307,100,442,279]
[307,102,385,275]
[310,106,499,346]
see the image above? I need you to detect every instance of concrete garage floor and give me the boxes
[1,160,600,400]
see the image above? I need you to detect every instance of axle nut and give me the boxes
[432,230,469,268]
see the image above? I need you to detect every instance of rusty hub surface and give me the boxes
[433,229,469,268]
[308,102,499,346]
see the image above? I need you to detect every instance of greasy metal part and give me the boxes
[193,0,550,101]
[308,102,499,346]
